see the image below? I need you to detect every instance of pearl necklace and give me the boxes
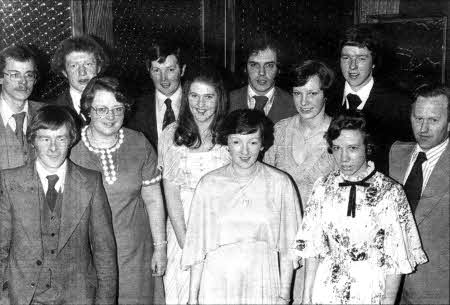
[81,126,124,185]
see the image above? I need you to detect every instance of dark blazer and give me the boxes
[0,161,118,305]
[51,88,86,126]
[327,80,413,175]
[389,141,449,304]
[228,86,297,124]
[126,92,158,148]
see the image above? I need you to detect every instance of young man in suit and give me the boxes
[127,41,186,147]
[389,84,449,304]
[328,25,413,175]
[0,105,118,305]
[0,44,45,170]
[228,34,297,124]
[51,35,108,122]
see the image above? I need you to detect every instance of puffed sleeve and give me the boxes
[278,175,302,254]
[381,184,428,275]
[157,123,184,185]
[142,136,161,186]
[181,175,218,269]
[290,176,329,259]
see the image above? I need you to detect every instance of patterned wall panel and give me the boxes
[0,0,71,99]
[234,0,354,88]
[112,0,202,97]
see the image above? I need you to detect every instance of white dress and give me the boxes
[158,123,230,304]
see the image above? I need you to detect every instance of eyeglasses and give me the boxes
[90,106,126,117]
[2,71,37,81]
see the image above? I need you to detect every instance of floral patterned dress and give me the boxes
[291,162,427,304]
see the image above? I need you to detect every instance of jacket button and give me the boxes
[30,282,35,287]
[46,284,50,288]
[51,250,55,254]
[36,260,42,266]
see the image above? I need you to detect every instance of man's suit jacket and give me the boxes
[389,141,449,304]
[0,100,45,170]
[51,88,86,126]
[228,86,297,124]
[327,80,413,175]
[126,92,158,148]
[0,161,117,305]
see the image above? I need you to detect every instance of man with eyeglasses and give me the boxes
[0,44,45,170]
[51,35,108,123]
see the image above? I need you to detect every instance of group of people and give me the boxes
[0,23,448,305]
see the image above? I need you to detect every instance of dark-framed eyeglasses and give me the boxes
[2,71,37,81]
[90,106,126,117]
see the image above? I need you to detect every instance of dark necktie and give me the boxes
[403,152,427,213]
[339,169,376,218]
[253,95,268,111]
[346,93,362,110]
[163,98,176,130]
[46,175,59,212]
[12,112,26,146]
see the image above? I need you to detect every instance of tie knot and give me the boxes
[164,98,172,108]
[46,174,59,189]
[416,151,427,164]
[346,93,362,110]
[12,112,26,124]
[253,95,268,111]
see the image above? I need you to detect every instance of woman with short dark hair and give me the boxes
[70,76,166,305]
[292,111,427,304]
[182,109,301,304]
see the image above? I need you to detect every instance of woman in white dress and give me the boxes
[182,109,302,304]
[158,66,230,304]
[292,112,427,304]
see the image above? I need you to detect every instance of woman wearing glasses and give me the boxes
[158,66,230,304]
[70,76,167,305]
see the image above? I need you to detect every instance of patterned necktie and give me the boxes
[46,174,59,211]
[338,169,376,218]
[163,98,176,130]
[12,112,26,146]
[346,94,362,110]
[403,152,427,213]
[253,95,268,111]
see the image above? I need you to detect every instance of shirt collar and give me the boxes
[414,137,449,158]
[35,158,68,193]
[69,87,82,114]
[247,85,275,100]
[0,94,29,127]
[343,77,374,105]
[156,86,182,109]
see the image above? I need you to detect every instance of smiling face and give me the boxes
[149,54,185,97]
[246,47,278,95]
[331,129,368,178]
[411,95,449,151]
[63,51,100,94]
[89,89,125,138]
[228,129,263,177]
[188,81,218,126]
[34,125,70,173]
[292,75,326,120]
[0,58,36,111]
[340,45,374,92]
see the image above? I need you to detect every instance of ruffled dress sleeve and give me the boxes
[141,135,161,186]
[181,174,218,269]
[291,176,330,260]
[381,183,428,275]
[157,122,185,185]
[263,119,287,166]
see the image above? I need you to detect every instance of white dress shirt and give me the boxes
[247,85,275,116]
[155,86,182,138]
[36,158,67,194]
[342,77,374,110]
[403,138,449,192]
[69,87,82,114]
[0,94,29,132]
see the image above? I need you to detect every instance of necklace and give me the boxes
[81,126,124,184]
[297,116,331,142]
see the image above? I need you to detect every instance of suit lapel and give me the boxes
[416,144,450,224]
[14,163,43,254]
[390,143,415,184]
[58,161,90,253]
[148,93,158,146]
